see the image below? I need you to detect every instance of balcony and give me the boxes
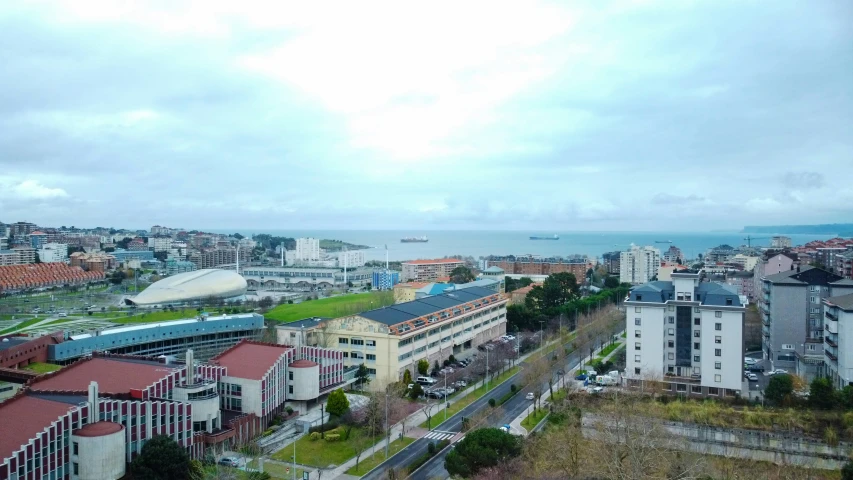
[664,373,702,384]
[826,351,838,362]
[825,311,837,321]
[825,336,838,348]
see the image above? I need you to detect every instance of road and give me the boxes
[362,320,624,480]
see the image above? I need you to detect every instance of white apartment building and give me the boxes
[295,237,321,262]
[823,293,853,389]
[624,272,745,397]
[337,250,366,268]
[148,236,172,252]
[620,245,661,285]
[771,236,792,249]
[37,243,68,263]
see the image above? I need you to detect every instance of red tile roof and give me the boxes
[0,395,75,461]
[74,421,123,437]
[289,359,318,368]
[213,342,292,380]
[0,263,104,292]
[402,258,464,265]
[30,357,177,395]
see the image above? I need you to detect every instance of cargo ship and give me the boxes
[401,236,429,243]
[530,234,559,240]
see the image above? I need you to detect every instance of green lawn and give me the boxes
[22,362,63,374]
[594,344,624,364]
[520,408,548,430]
[265,292,394,322]
[246,460,307,480]
[272,427,378,468]
[420,366,520,429]
[597,342,621,359]
[345,436,415,476]
[108,309,204,324]
[0,317,45,335]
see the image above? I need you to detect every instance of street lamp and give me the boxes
[443,370,448,421]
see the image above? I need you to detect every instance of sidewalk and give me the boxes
[509,334,626,436]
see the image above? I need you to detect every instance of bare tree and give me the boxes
[420,399,438,430]
[523,354,550,411]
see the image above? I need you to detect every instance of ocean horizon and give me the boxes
[207,229,834,263]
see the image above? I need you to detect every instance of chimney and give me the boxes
[87,381,99,424]
[186,349,195,383]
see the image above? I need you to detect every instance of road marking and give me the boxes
[423,431,455,441]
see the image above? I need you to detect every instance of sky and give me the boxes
[1,1,852,232]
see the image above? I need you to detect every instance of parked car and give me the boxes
[770,369,788,376]
[218,457,239,467]
[454,380,467,388]
[746,373,759,381]
[525,392,535,400]
[744,357,757,365]
[747,364,765,372]
[588,386,605,394]
[575,374,588,381]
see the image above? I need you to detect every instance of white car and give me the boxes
[744,358,757,365]
[746,373,758,381]
[525,392,535,400]
[770,369,788,376]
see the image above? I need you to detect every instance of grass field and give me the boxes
[22,362,63,374]
[0,317,45,335]
[245,460,307,480]
[595,342,623,362]
[520,408,548,430]
[420,366,520,429]
[108,309,203,324]
[265,292,394,323]
[345,436,415,476]
[272,427,378,468]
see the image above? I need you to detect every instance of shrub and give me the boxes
[262,429,274,437]
[443,359,451,367]
[824,427,839,447]
[428,441,436,455]
[449,355,456,364]
[308,419,340,434]
[324,433,341,442]
[309,432,321,441]
[488,398,496,408]
[285,406,294,415]
[510,384,517,393]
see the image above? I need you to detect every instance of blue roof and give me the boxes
[359,286,498,326]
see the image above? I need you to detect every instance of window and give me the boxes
[635,330,641,338]
[726,298,733,306]
[715,336,721,344]
[351,338,364,346]
[367,368,377,374]
[714,374,721,383]
[635,342,641,351]
[676,383,687,392]
[668,317,675,324]
[366,340,376,347]
[691,385,702,394]
[289,385,293,394]
[668,305,674,312]
[782,344,793,350]
[715,362,721,370]
[668,366,674,373]
[668,340,674,348]
[715,349,721,357]
[366,354,376,360]
[343,352,349,358]
[808,344,816,351]
[338,338,349,345]
[289,371,293,381]
[715,323,722,331]
[694,330,700,338]
[715,311,722,318]
[635,307,642,312]
[668,328,675,336]
[635,355,641,362]
[73,463,79,475]
[72,442,78,455]
[810,296,818,304]
[708,387,719,395]
[810,285,818,292]
[634,368,641,375]
[693,355,700,362]
[694,342,700,350]
[668,352,675,360]
[694,318,701,326]
[635,318,641,325]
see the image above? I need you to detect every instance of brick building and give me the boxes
[400,258,465,282]
[486,255,589,278]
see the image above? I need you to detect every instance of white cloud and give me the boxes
[2,179,69,199]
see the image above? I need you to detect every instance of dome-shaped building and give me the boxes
[126,269,247,306]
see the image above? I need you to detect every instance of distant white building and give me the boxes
[38,243,68,263]
[148,236,171,252]
[771,236,792,249]
[620,245,661,285]
[295,238,321,262]
[337,250,365,268]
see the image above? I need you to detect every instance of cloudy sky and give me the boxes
[1,1,851,231]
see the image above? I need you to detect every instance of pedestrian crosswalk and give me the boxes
[423,431,456,441]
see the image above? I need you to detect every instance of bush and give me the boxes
[428,441,436,455]
[286,406,294,415]
[262,429,274,437]
[449,355,456,364]
[510,384,517,393]
[308,419,340,434]
[488,398,496,408]
[324,433,341,442]
[309,432,321,441]
[443,359,451,367]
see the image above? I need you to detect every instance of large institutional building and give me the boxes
[624,272,746,397]
[401,258,465,282]
[241,266,374,290]
[301,286,507,387]
[0,340,354,480]
[484,255,589,278]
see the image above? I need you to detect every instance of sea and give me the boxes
[209,230,836,263]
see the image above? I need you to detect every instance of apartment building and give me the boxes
[620,245,661,285]
[662,245,684,264]
[189,247,249,270]
[836,251,853,280]
[772,236,792,248]
[337,249,366,268]
[314,286,507,388]
[725,271,755,300]
[373,270,400,290]
[37,243,68,263]
[148,236,172,252]
[624,272,745,397]
[823,293,853,389]
[601,251,621,275]
[69,252,117,272]
[295,237,321,262]
[485,255,588,278]
[401,258,465,282]
[752,252,797,305]
[0,247,36,266]
[760,266,853,378]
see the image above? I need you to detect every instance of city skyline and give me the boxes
[1,1,851,230]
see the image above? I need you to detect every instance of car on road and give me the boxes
[575,373,588,381]
[770,369,788,376]
[746,373,759,382]
[218,457,239,467]
[744,357,757,365]
[747,364,765,372]
[525,392,535,400]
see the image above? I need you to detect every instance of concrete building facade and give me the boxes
[624,273,745,397]
[823,293,853,389]
[485,255,588,278]
[620,245,661,285]
[295,237,321,262]
[401,258,465,282]
[37,243,68,263]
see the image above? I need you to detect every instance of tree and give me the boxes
[842,459,853,480]
[765,374,794,405]
[409,383,424,400]
[604,276,620,289]
[153,251,168,262]
[355,363,371,390]
[258,296,274,310]
[109,270,127,285]
[402,369,413,386]
[130,435,194,480]
[449,266,476,284]
[232,233,244,240]
[416,358,429,376]
[326,388,350,417]
[444,427,522,478]
[809,377,836,410]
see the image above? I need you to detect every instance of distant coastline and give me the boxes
[741,224,853,236]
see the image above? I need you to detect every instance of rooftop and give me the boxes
[629,281,743,307]
[212,341,292,380]
[0,395,76,461]
[359,286,498,327]
[74,421,123,437]
[826,292,853,311]
[764,266,847,285]
[30,357,178,395]
[402,258,464,265]
[0,336,31,352]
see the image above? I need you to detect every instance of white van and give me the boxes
[595,375,617,386]
[416,376,437,386]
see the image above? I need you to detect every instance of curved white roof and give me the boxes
[128,269,247,306]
